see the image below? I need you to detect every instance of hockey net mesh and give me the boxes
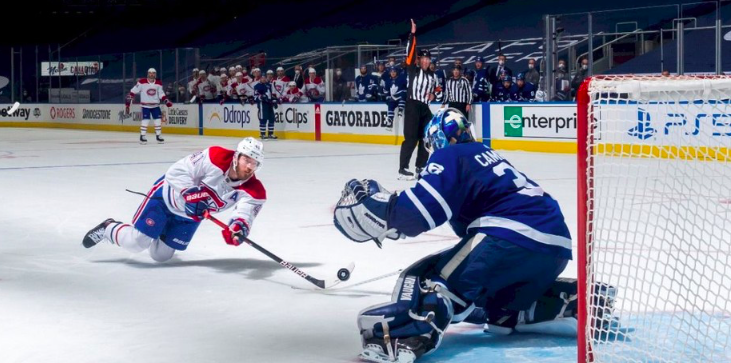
[582,75,731,362]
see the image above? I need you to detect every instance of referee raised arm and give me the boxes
[399,19,437,180]
[441,65,473,118]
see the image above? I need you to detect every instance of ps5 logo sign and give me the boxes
[628,108,731,140]
[628,108,656,140]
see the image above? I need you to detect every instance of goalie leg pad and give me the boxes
[358,275,454,361]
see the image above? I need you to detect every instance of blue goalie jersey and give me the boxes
[388,142,572,259]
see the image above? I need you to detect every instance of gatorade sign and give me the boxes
[501,105,577,139]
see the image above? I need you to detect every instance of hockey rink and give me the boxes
[1,128,587,363]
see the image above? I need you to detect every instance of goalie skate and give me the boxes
[359,344,416,363]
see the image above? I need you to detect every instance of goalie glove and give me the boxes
[333,179,404,248]
[222,218,249,246]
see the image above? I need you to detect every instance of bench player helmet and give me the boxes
[424,108,473,152]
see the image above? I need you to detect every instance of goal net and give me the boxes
[577,75,731,362]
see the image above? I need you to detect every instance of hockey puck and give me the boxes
[337,268,351,281]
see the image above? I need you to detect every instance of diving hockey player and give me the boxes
[82,138,266,263]
[334,108,577,363]
[125,68,173,145]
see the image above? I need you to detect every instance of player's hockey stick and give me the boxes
[292,269,402,292]
[203,210,354,289]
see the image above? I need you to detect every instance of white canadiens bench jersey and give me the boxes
[195,80,217,100]
[161,146,266,228]
[129,79,170,108]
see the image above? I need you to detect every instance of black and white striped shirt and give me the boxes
[404,32,437,104]
[442,77,473,104]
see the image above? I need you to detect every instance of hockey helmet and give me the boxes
[424,108,473,152]
[516,72,525,81]
[235,137,264,171]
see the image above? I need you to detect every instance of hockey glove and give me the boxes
[183,187,213,221]
[165,100,173,108]
[222,218,249,246]
[334,179,404,247]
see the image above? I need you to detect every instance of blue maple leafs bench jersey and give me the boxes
[389,142,572,259]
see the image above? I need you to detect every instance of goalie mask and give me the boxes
[424,108,474,153]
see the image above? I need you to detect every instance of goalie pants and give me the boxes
[433,233,568,312]
[399,99,432,170]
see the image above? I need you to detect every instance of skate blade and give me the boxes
[359,348,415,363]
[397,175,415,181]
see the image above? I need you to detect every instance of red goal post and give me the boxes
[576,75,731,363]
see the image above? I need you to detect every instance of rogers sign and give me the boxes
[50,107,75,120]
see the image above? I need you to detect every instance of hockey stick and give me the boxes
[292,269,402,292]
[203,210,354,289]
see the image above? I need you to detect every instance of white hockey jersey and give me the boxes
[303,77,326,101]
[282,87,304,103]
[187,79,198,96]
[195,80,217,100]
[161,146,266,228]
[128,79,170,108]
[272,76,290,98]
[218,81,230,98]
[235,78,255,98]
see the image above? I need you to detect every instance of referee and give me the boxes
[399,19,437,180]
[442,65,473,118]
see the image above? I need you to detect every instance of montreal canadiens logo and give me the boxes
[146,89,157,96]
[145,218,155,226]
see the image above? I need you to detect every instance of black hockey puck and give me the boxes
[337,268,351,281]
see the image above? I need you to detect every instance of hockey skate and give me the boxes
[415,167,424,180]
[267,134,278,140]
[398,168,415,181]
[156,135,164,144]
[139,135,147,145]
[359,336,430,363]
[82,218,119,248]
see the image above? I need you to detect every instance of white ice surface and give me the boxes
[0,129,579,363]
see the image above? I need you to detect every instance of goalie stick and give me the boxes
[203,211,354,289]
